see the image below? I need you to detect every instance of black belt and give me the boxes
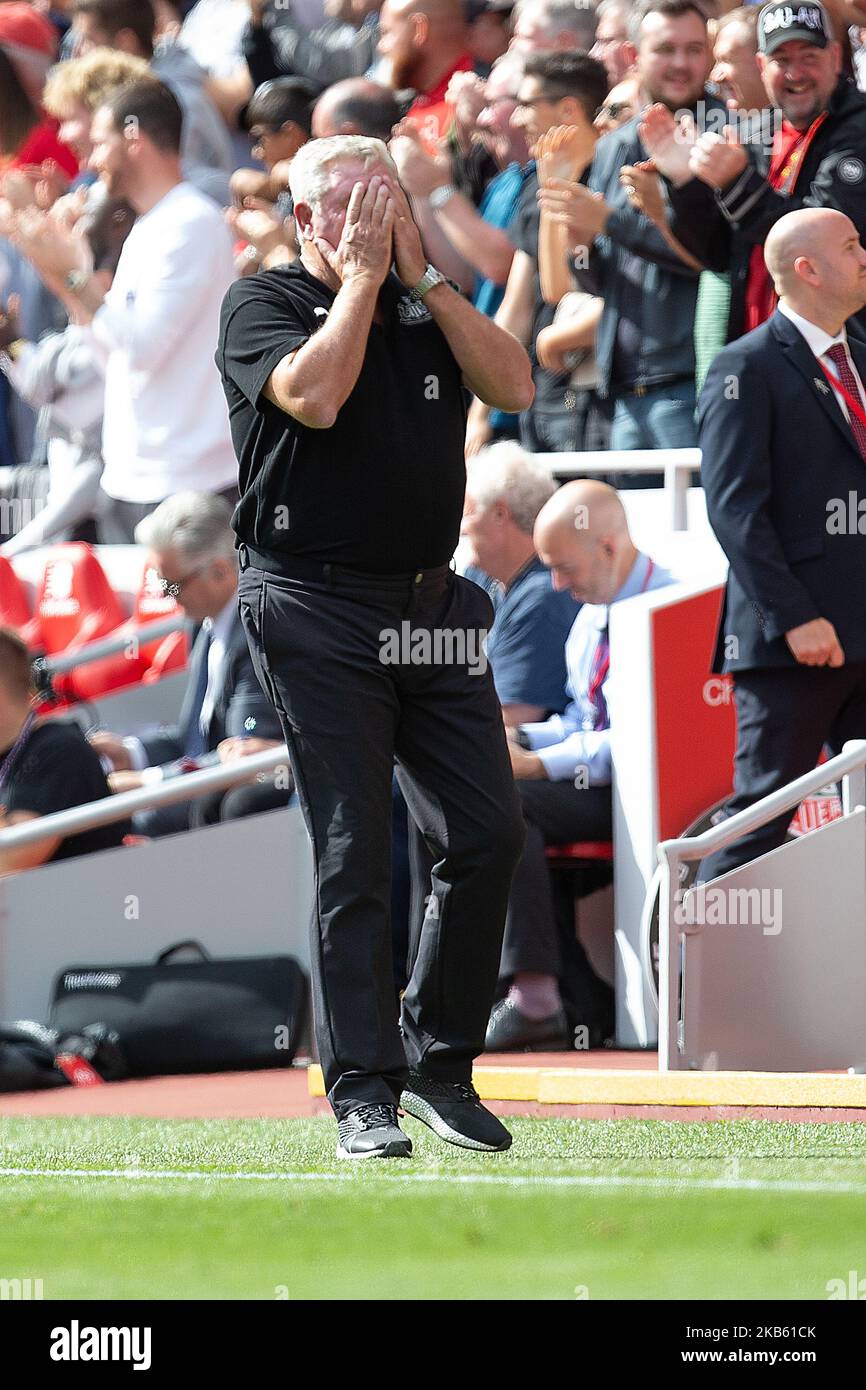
[616,374,694,398]
[237,542,452,591]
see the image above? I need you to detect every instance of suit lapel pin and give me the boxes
[814,377,830,394]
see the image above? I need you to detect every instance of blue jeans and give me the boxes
[610,378,698,449]
[608,379,697,489]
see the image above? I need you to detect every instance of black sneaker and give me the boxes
[401,1071,512,1152]
[336,1103,413,1160]
[485,996,570,1052]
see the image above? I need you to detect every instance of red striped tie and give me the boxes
[826,344,866,462]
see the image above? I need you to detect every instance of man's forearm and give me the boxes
[425,282,533,412]
[268,275,378,428]
[435,193,515,286]
[412,198,474,293]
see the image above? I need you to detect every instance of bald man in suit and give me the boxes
[698,207,866,880]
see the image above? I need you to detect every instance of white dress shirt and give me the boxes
[778,301,866,422]
[520,553,674,784]
[121,594,236,778]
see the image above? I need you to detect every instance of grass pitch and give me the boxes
[2,1114,866,1300]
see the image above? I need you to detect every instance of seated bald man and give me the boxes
[698,206,866,882]
[487,481,674,1052]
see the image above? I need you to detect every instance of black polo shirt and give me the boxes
[216,262,468,574]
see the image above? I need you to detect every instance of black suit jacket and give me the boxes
[698,308,866,673]
[141,606,282,765]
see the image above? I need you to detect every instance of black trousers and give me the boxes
[699,663,866,882]
[237,559,525,1120]
[502,779,612,978]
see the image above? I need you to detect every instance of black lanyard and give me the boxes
[0,712,36,799]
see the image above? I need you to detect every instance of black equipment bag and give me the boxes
[48,941,308,1077]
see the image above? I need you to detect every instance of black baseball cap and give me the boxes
[757,2,833,56]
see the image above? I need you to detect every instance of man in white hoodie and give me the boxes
[11,80,238,541]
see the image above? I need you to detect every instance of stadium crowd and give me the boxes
[2,0,866,1056]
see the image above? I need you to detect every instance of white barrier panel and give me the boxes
[610,577,734,1046]
[676,812,866,1071]
[0,807,314,1024]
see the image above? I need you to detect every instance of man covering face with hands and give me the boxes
[217,136,533,1161]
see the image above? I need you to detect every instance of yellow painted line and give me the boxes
[537,1069,866,1108]
[307,1064,866,1109]
[464,1068,540,1102]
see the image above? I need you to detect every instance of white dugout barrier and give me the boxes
[1,451,749,1053]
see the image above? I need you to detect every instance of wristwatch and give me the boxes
[410,263,447,300]
[65,269,91,295]
[428,182,457,211]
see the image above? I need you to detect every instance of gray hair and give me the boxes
[515,0,598,47]
[466,443,558,535]
[134,492,236,564]
[288,135,398,210]
[595,0,630,24]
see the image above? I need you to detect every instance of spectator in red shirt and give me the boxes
[0,4,78,184]
[378,0,474,149]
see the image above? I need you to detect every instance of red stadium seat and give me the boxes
[57,556,189,702]
[545,841,614,864]
[0,555,32,632]
[34,543,125,656]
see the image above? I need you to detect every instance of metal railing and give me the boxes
[33,614,187,678]
[0,745,291,852]
[656,739,866,1068]
[536,448,701,531]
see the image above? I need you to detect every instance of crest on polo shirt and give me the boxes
[838,157,865,184]
[396,294,433,326]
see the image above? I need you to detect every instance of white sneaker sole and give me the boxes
[335,1140,412,1160]
[401,1091,511,1152]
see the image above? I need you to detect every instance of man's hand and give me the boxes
[0,294,21,352]
[315,175,395,289]
[444,71,487,153]
[108,770,146,794]
[620,162,666,228]
[88,731,133,771]
[785,618,845,667]
[465,398,493,457]
[226,198,289,260]
[508,741,548,780]
[638,104,696,187]
[217,736,280,762]
[11,207,91,281]
[688,127,748,191]
[389,121,452,199]
[535,323,570,374]
[537,178,611,248]
[385,175,428,288]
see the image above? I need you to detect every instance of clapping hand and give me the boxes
[537,178,611,247]
[638,104,697,187]
[389,121,452,199]
[688,127,748,191]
